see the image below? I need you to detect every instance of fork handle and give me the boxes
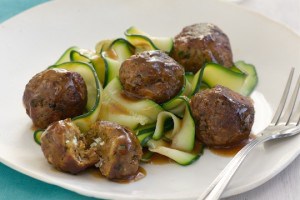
[198,134,271,200]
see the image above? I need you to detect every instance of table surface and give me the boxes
[0,0,299,199]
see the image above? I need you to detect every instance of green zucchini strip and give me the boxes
[155,96,196,151]
[190,65,208,96]
[200,63,245,93]
[144,95,197,163]
[95,39,115,54]
[125,26,173,53]
[189,61,258,97]
[152,111,181,140]
[70,49,106,86]
[147,139,199,166]
[49,61,102,132]
[162,70,206,117]
[101,38,134,86]
[55,46,79,65]
[136,124,156,147]
[99,78,163,129]
[234,61,258,96]
[141,150,155,162]
[162,77,192,117]
[33,129,44,145]
[198,62,258,96]
[171,96,195,152]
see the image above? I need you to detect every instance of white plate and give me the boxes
[0,0,300,199]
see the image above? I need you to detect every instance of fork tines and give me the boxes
[271,68,300,126]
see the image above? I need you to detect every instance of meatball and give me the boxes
[87,121,143,180]
[23,68,87,129]
[40,119,99,174]
[119,50,185,104]
[190,85,254,147]
[171,23,234,73]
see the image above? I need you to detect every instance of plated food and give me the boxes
[23,68,88,129]
[119,50,185,104]
[191,85,255,147]
[171,23,234,73]
[23,23,258,182]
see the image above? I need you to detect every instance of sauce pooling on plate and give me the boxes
[209,133,256,157]
[90,167,146,184]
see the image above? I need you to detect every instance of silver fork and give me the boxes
[198,68,300,200]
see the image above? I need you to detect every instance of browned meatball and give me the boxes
[87,121,143,180]
[190,85,254,147]
[171,23,234,73]
[23,68,87,129]
[40,119,99,174]
[119,50,185,104]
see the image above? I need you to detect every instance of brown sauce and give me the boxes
[31,124,38,131]
[106,49,118,60]
[89,166,146,184]
[148,141,204,165]
[209,134,256,157]
[108,102,131,115]
[149,153,172,165]
[192,140,204,155]
[120,91,141,103]
[112,167,147,184]
[87,167,102,178]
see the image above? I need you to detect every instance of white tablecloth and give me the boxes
[225,1,300,199]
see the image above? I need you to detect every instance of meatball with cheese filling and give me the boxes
[87,121,143,180]
[41,119,99,174]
